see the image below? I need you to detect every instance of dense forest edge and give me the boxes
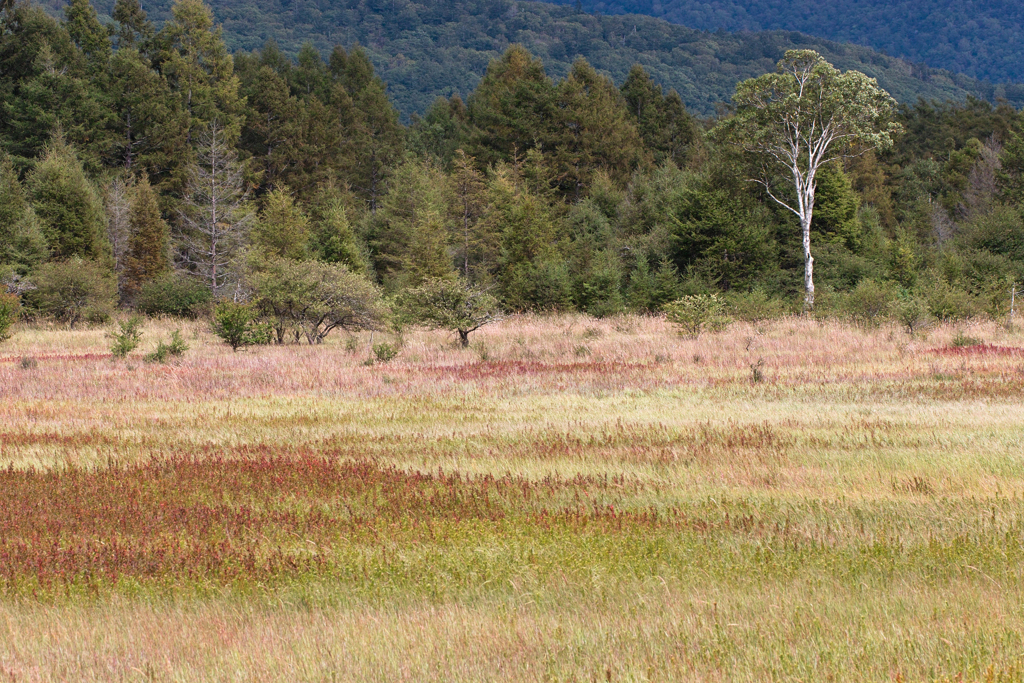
[31,0,1024,117]
[2,0,1024,350]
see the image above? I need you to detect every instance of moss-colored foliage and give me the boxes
[121,175,170,302]
[27,134,110,263]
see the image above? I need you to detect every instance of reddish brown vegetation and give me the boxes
[931,344,1024,357]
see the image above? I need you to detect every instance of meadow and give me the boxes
[1,314,1024,682]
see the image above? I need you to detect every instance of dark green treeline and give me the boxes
[2,0,1024,322]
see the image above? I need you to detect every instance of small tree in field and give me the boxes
[401,276,502,347]
[715,50,900,310]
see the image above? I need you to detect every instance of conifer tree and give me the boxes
[160,0,243,144]
[112,0,154,51]
[621,64,700,167]
[27,132,110,262]
[251,187,309,261]
[177,122,251,295]
[308,184,366,271]
[450,150,488,279]
[550,58,647,198]
[0,155,47,274]
[122,174,170,302]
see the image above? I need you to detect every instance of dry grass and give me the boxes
[2,314,1024,681]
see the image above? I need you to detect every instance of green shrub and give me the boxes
[26,258,116,327]
[145,329,190,363]
[841,278,896,326]
[950,330,982,348]
[213,302,261,352]
[109,316,144,358]
[0,292,21,342]
[890,292,931,335]
[723,288,792,322]
[663,294,729,338]
[372,341,400,363]
[137,272,212,318]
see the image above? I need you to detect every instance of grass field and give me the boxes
[1,314,1024,682]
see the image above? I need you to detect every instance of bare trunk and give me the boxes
[458,329,470,347]
[802,214,814,310]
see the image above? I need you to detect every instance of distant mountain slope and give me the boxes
[545,0,1024,85]
[42,0,1024,116]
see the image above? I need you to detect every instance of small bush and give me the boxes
[26,258,116,327]
[664,294,729,338]
[750,357,766,384]
[137,272,212,319]
[213,302,264,352]
[950,330,982,348]
[109,316,143,358]
[19,356,36,370]
[0,292,20,342]
[372,341,400,363]
[890,293,931,335]
[841,279,896,326]
[145,329,190,363]
[723,289,791,322]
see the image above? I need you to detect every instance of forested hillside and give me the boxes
[3,0,1024,348]
[545,0,1024,86]
[35,0,1024,117]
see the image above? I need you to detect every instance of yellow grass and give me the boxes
[1,314,1024,681]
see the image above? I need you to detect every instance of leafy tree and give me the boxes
[715,50,900,309]
[26,257,117,327]
[401,276,502,346]
[27,133,110,262]
[250,257,387,344]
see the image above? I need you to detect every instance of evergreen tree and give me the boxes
[308,183,366,271]
[0,155,47,275]
[112,0,155,51]
[466,45,556,167]
[177,122,251,295]
[27,133,110,262]
[122,174,170,302]
[549,57,648,198]
[450,150,488,280]
[159,0,243,144]
[251,187,309,261]
[64,0,110,74]
[621,64,700,167]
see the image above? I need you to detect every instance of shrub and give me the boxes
[213,302,262,352]
[0,292,20,342]
[841,278,896,326]
[890,292,931,335]
[26,258,116,327]
[663,294,729,338]
[144,329,189,363]
[109,316,143,358]
[136,272,212,318]
[723,288,792,322]
[921,278,983,322]
[372,341,400,363]
[399,277,502,347]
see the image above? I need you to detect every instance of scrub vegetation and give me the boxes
[2,314,1024,681]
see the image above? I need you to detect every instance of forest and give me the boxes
[3,0,1024,345]
[32,0,1024,117]
[548,0,1024,86]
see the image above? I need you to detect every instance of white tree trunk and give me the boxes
[801,214,814,310]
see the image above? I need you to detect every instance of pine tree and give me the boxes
[160,0,243,144]
[549,58,648,199]
[0,155,47,274]
[177,122,252,295]
[251,187,309,261]
[27,132,110,262]
[466,45,556,167]
[122,174,170,302]
[112,0,154,51]
[621,64,699,166]
[108,46,184,173]
[308,183,366,271]
[450,150,487,280]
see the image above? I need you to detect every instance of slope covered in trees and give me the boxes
[35,0,1024,117]
[4,0,1024,342]
[543,0,1024,86]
